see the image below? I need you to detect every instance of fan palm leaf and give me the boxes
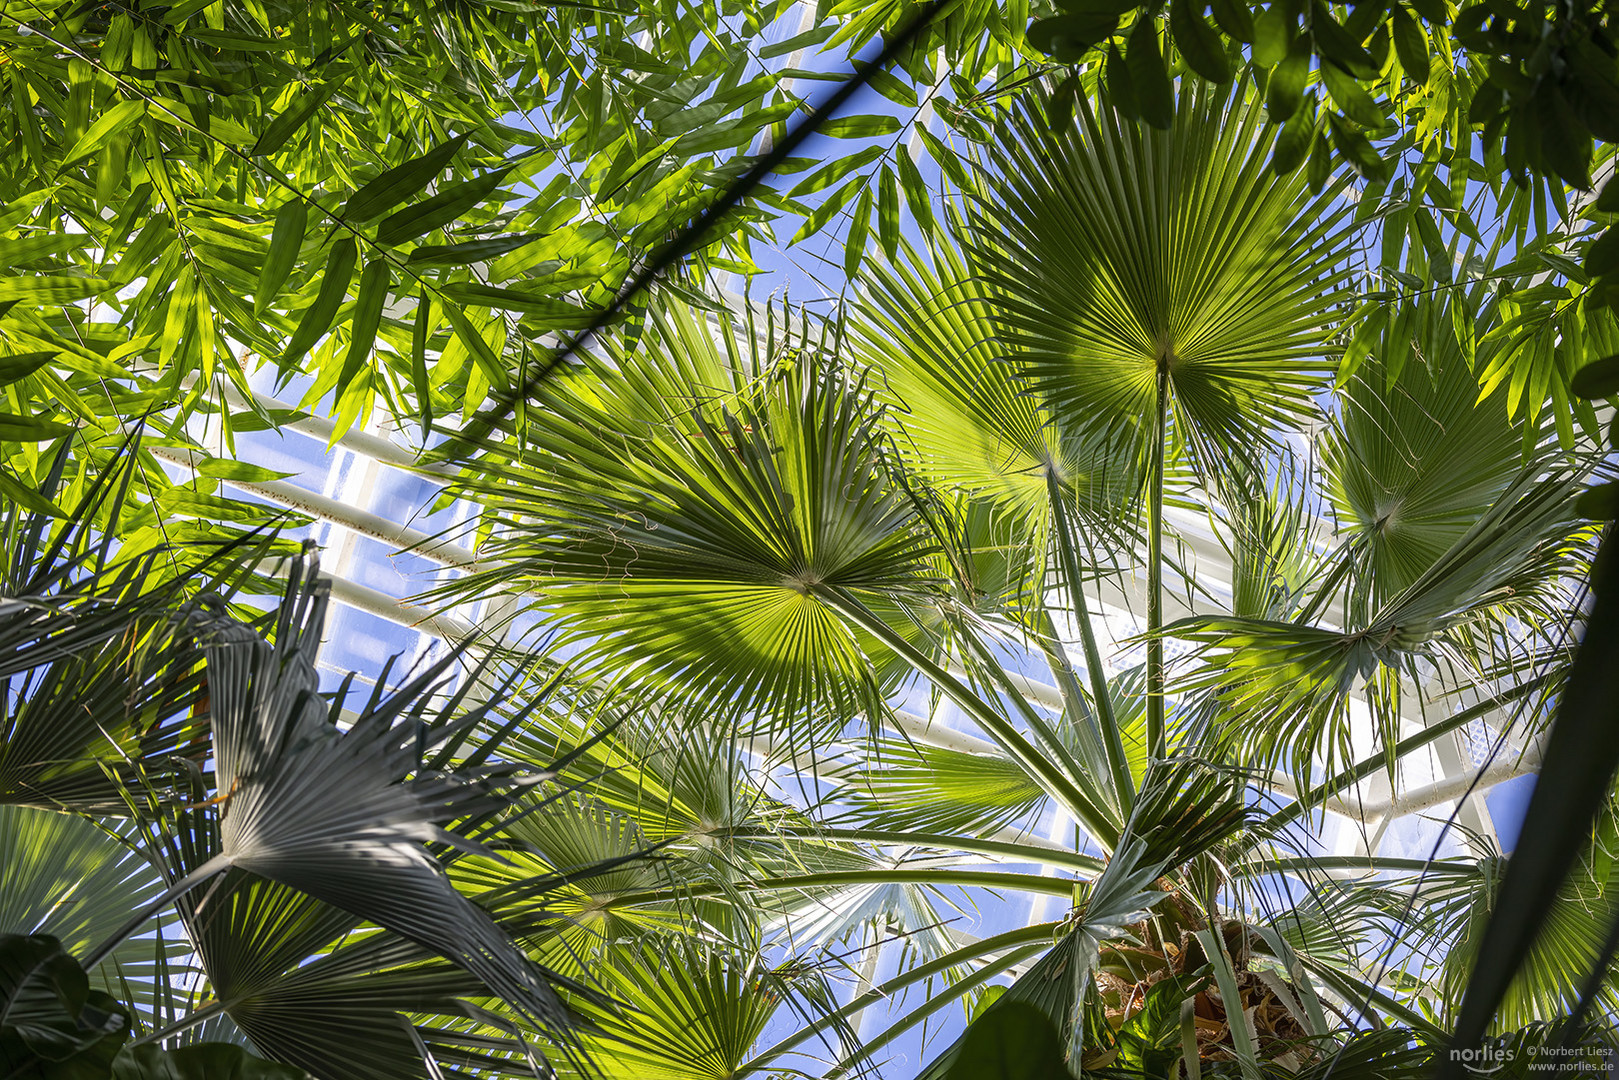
[1324,293,1532,611]
[850,239,1140,536]
[965,78,1352,476]
[445,302,942,734]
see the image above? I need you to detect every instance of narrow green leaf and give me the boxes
[896,146,937,235]
[877,167,901,260]
[251,83,335,156]
[0,471,63,516]
[758,24,836,59]
[413,289,434,440]
[374,169,509,247]
[790,178,866,245]
[0,351,55,385]
[59,100,145,170]
[337,258,390,393]
[342,134,469,223]
[845,188,872,280]
[255,199,307,314]
[817,115,902,139]
[0,412,75,441]
[159,263,196,370]
[915,126,968,191]
[0,235,89,265]
[0,276,113,303]
[439,300,503,383]
[281,238,356,365]
[407,234,545,266]
[440,283,590,324]
[788,145,886,198]
[193,459,296,482]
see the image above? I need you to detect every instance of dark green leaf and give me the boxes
[1327,112,1387,180]
[1209,0,1254,43]
[281,238,356,365]
[0,413,74,441]
[250,83,335,156]
[255,199,307,315]
[0,351,56,385]
[1598,178,1619,213]
[1171,0,1230,82]
[1273,104,1314,173]
[1029,12,1121,61]
[1388,4,1430,85]
[1267,45,1309,122]
[440,283,591,325]
[112,1041,304,1080]
[943,1002,1073,1079]
[1575,481,1619,520]
[1127,17,1174,129]
[1534,82,1592,190]
[375,169,511,247]
[1310,1,1376,77]
[1587,227,1619,278]
[1107,42,1140,120]
[342,134,469,223]
[1321,60,1386,127]
[1571,353,1619,399]
[1253,5,1291,66]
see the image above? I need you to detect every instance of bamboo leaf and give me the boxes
[374,169,512,247]
[255,199,307,315]
[342,134,469,223]
[250,83,335,156]
[337,258,390,395]
[281,238,356,365]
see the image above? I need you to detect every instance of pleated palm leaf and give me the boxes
[962,76,1353,761]
[55,552,613,1079]
[1324,293,1532,614]
[1169,291,1595,788]
[0,442,277,812]
[1409,804,1619,1033]
[443,301,943,738]
[966,79,1352,478]
[850,239,1141,544]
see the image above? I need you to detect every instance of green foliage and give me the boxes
[0,935,300,1080]
[943,1002,1074,1079]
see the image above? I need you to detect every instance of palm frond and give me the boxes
[965,78,1352,480]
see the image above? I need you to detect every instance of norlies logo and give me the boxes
[1451,1046,1510,1075]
